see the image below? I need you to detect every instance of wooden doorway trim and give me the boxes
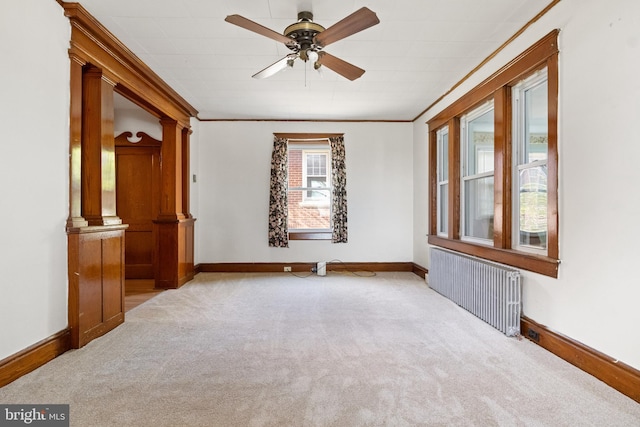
[63,3,198,348]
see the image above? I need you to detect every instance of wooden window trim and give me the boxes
[289,231,332,241]
[428,30,559,278]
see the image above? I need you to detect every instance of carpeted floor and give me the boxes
[1,272,639,426]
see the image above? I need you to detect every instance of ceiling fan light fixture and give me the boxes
[307,49,319,63]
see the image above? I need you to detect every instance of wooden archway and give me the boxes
[63,3,198,348]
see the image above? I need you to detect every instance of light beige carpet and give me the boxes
[1,272,639,426]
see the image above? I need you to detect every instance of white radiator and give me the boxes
[429,247,522,336]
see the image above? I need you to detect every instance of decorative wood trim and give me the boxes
[521,316,640,404]
[545,53,560,260]
[449,118,461,239]
[199,262,415,274]
[288,231,332,240]
[493,86,511,249]
[0,329,71,388]
[62,2,197,123]
[115,131,162,147]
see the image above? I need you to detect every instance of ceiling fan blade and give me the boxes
[317,52,365,81]
[225,14,295,46]
[314,7,379,48]
[252,54,297,79]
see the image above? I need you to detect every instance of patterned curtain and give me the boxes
[330,136,348,243]
[268,137,289,247]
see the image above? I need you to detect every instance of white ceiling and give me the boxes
[76,0,551,121]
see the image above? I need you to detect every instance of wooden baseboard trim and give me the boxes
[412,263,428,279]
[0,328,71,388]
[521,316,640,403]
[198,262,415,274]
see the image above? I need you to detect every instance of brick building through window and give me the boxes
[287,143,331,231]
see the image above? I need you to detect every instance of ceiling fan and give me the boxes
[225,7,380,81]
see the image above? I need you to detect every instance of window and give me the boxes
[513,69,549,254]
[303,151,330,201]
[436,126,449,236]
[268,133,348,246]
[461,102,495,243]
[288,144,332,233]
[428,30,559,277]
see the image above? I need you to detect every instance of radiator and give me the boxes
[429,247,522,336]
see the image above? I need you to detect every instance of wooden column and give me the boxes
[66,55,88,229]
[68,64,126,349]
[154,118,194,288]
[182,127,193,219]
[81,66,121,226]
[158,118,185,221]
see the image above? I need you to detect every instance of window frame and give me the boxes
[275,133,343,241]
[460,101,495,245]
[512,69,549,255]
[428,30,559,278]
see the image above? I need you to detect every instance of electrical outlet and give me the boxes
[316,262,326,276]
[283,266,292,272]
[527,329,540,342]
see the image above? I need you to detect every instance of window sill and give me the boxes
[428,235,559,278]
[289,231,332,241]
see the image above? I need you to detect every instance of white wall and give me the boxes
[414,0,640,370]
[196,121,413,264]
[113,94,162,140]
[0,0,70,360]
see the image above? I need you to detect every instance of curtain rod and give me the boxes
[274,133,343,139]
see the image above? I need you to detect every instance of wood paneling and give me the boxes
[68,228,126,348]
[102,236,125,320]
[522,316,640,404]
[154,218,195,288]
